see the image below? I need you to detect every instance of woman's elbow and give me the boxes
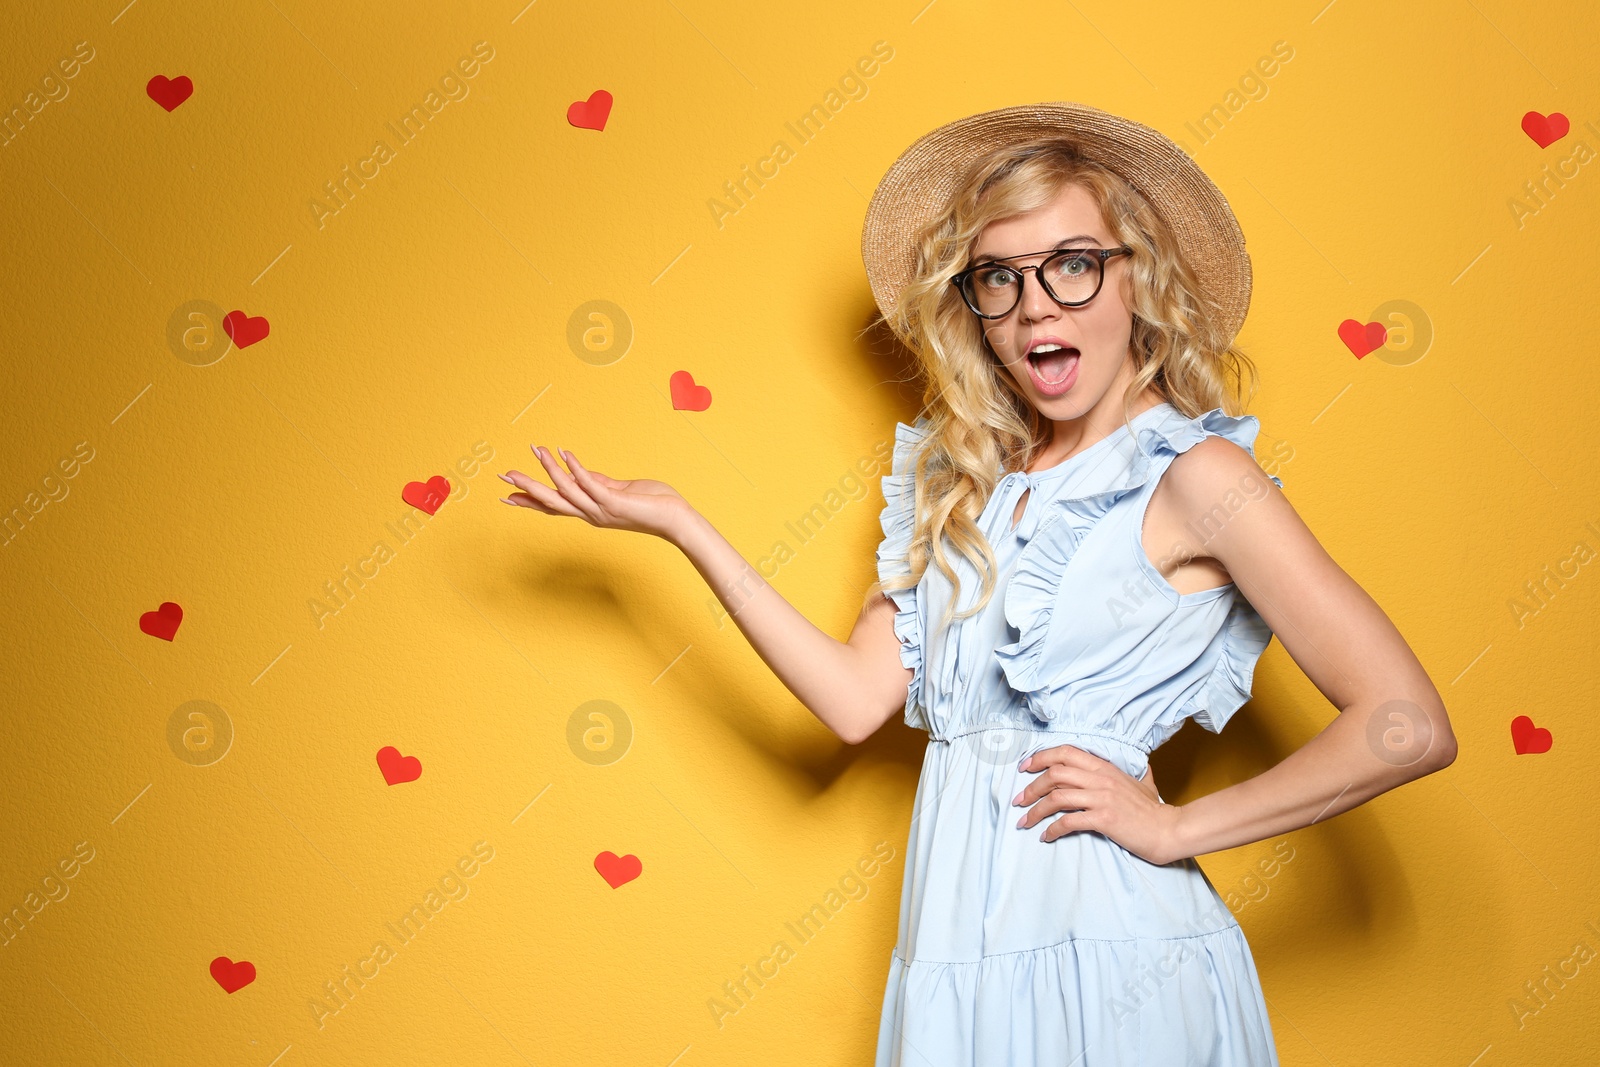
[839,712,881,746]
[1422,735,1458,775]
[839,698,899,745]
[1414,706,1460,776]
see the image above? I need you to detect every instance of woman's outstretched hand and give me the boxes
[501,442,894,747]
[1012,745,1187,866]
[500,445,690,542]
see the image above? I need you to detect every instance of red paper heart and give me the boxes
[1338,319,1387,359]
[209,956,255,993]
[376,745,422,785]
[1510,714,1552,755]
[147,75,194,112]
[222,310,270,348]
[669,370,712,411]
[594,850,642,888]
[1520,110,1569,149]
[567,89,613,131]
[139,601,183,641]
[401,476,451,516]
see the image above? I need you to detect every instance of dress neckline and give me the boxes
[1009,401,1174,485]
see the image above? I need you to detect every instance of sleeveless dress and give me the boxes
[872,402,1283,1066]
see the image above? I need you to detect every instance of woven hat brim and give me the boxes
[861,102,1251,344]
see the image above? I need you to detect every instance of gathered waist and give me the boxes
[931,721,1148,750]
[925,722,1151,779]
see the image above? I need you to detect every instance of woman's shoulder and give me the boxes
[876,417,934,726]
[890,415,933,455]
[1135,405,1274,464]
[1138,406,1284,510]
[881,415,932,513]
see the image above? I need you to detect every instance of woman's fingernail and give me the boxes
[499,473,515,485]
[1016,815,1026,828]
[500,497,515,505]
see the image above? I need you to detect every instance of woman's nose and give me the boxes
[1017,270,1061,321]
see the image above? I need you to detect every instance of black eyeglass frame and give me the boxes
[949,245,1134,319]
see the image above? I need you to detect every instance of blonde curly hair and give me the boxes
[865,136,1263,641]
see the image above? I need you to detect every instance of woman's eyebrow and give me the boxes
[972,234,1100,265]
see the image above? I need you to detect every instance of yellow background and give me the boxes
[2,0,1597,1063]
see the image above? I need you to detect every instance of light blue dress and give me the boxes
[872,402,1284,1066]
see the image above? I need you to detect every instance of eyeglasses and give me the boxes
[950,245,1133,319]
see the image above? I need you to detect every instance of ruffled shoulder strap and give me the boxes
[1124,408,1285,551]
[1136,407,1283,733]
[876,417,932,723]
[1132,406,1284,493]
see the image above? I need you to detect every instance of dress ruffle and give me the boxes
[876,923,1278,1066]
[994,407,1284,727]
[877,417,932,729]
[1184,591,1277,733]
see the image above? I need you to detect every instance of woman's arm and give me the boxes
[1013,436,1458,864]
[672,507,914,743]
[1159,436,1459,860]
[500,445,913,744]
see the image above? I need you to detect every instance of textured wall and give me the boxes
[0,0,1596,1064]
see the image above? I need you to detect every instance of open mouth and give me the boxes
[1027,343,1079,385]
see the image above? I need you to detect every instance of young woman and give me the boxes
[498,103,1458,1066]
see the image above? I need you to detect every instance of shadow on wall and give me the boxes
[856,301,925,418]
[1149,675,1449,967]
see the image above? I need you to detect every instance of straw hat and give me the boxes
[861,101,1252,344]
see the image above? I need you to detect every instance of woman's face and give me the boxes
[967,182,1136,422]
